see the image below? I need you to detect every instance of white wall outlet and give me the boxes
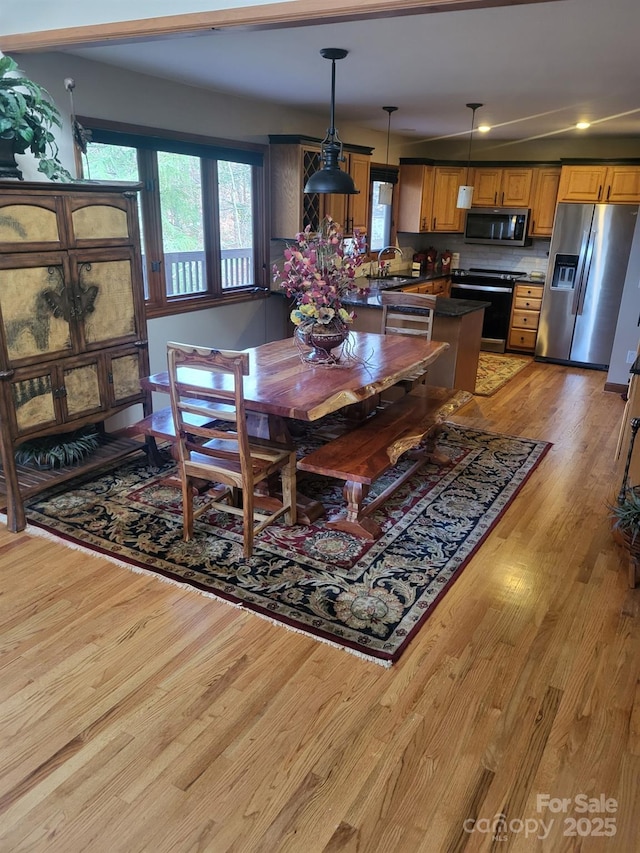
[627,350,637,363]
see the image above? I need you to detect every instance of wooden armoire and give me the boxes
[0,180,151,532]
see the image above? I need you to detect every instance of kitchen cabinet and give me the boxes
[323,151,371,234]
[348,295,483,392]
[431,166,466,232]
[397,163,434,232]
[402,277,449,296]
[397,163,465,233]
[529,167,561,236]
[470,167,534,207]
[269,135,372,237]
[507,282,543,352]
[557,164,640,203]
[0,180,150,533]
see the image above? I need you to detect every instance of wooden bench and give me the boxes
[121,402,231,467]
[298,386,473,539]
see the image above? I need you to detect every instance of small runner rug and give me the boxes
[475,352,532,396]
[21,423,551,666]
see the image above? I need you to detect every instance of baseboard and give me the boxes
[604,382,628,395]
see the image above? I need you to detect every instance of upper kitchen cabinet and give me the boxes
[529,167,561,237]
[470,167,534,207]
[557,164,640,203]
[322,151,371,235]
[397,163,434,232]
[397,162,465,233]
[431,166,467,232]
[269,135,372,238]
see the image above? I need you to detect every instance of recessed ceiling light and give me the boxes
[576,121,591,130]
[478,124,491,133]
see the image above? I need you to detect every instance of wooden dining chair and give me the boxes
[167,342,297,558]
[380,290,438,393]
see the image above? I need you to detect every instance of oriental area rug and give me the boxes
[474,353,533,397]
[21,423,551,666]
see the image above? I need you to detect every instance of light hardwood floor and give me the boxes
[0,359,638,852]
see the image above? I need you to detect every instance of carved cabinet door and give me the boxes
[0,251,75,371]
[68,248,145,353]
[105,346,149,408]
[7,356,106,438]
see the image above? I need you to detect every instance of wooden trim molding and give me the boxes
[0,0,562,52]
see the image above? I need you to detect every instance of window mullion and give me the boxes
[203,159,221,297]
[137,150,166,308]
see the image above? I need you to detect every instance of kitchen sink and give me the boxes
[366,275,414,287]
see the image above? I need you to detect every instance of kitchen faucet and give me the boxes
[377,245,403,276]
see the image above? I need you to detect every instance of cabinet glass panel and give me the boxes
[12,373,56,431]
[303,150,321,231]
[78,260,136,343]
[0,265,72,361]
[72,204,129,241]
[0,204,59,244]
[63,362,102,416]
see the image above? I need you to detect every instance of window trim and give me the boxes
[367,161,399,261]
[78,116,270,318]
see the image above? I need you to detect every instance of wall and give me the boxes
[608,214,640,387]
[8,51,385,373]
[11,52,395,175]
[396,232,550,278]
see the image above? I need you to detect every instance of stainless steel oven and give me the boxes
[450,268,518,353]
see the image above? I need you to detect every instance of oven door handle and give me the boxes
[451,282,513,294]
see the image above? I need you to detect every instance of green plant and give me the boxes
[0,54,72,181]
[610,486,640,545]
[15,427,101,470]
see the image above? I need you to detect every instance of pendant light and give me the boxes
[304,48,359,196]
[456,102,483,209]
[378,105,398,206]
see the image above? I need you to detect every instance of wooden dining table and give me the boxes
[142,331,449,521]
[144,331,448,422]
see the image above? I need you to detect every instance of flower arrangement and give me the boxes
[273,217,369,330]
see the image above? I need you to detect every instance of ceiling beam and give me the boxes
[0,0,564,52]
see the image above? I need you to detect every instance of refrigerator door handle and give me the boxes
[572,230,596,316]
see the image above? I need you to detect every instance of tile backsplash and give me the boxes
[397,232,551,276]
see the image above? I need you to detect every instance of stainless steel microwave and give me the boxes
[464,207,531,246]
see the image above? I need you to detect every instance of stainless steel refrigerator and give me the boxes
[535,202,639,368]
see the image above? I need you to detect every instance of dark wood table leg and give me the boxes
[248,412,325,525]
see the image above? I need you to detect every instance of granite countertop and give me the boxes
[516,275,546,285]
[342,290,490,318]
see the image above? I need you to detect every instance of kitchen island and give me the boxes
[343,288,489,392]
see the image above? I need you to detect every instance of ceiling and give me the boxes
[62,0,640,147]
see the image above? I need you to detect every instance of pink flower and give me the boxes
[273,217,369,326]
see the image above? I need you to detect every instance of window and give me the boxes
[368,164,399,255]
[81,118,268,317]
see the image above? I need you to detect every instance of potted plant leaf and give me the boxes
[610,486,640,587]
[0,54,72,181]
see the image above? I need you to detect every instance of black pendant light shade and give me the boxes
[304,48,359,195]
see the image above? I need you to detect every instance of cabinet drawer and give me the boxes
[508,328,537,350]
[515,283,544,299]
[511,309,540,330]
[514,295,542,312]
